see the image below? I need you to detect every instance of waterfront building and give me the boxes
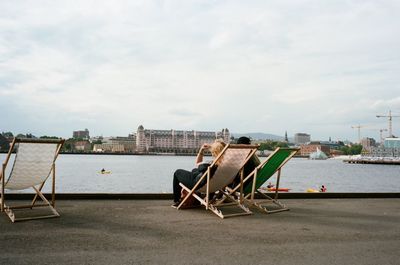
[384,138,400,148]
[94,135,136,153]
[136,125,230,153]
[300,142,330,156]
[360,137,376,153]
[319,140,345,150]
[369,147,400,157]
[93,143,125,153]
[74,140,91,152]
[73,129,90,139]
[294,133,311,145]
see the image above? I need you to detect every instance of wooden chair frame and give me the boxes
[0,138,64,222]
[177,144,259,219]
[225,147,299,214]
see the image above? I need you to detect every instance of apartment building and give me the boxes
[136,125,230,153]
[294,133,311,145]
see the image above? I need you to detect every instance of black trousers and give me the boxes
[173,169,198,202]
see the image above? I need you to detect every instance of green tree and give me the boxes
[40,136,61,139]
[2,132,14,138]
[0,134,10,151]
[339,144,362,155]
[259,140,289,151]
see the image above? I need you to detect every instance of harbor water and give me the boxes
[1,154,399,193]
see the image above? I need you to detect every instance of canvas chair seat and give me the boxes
[1,138,64,222]
[177,144,259,219]
[225,147,299,214]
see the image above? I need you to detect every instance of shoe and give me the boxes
[171,201,180,208]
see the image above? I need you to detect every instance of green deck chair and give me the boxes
[225,147,299,214]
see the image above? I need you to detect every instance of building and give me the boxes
[300,142,330,156]
[369,147,400,157]
[136,125,230,153]
[93,143,125,153]
[73,129,90,139]
[319,141,344,150]
[93,135,136,153]
[360,137,376,153]
[294,133,311,145]
[74,140,91,152]
[384,138,400,148]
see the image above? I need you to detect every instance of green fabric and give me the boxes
[243,148,296,194]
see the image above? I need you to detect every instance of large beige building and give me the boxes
[136,125,230,153]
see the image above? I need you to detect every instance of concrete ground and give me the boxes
[0,199,399,265]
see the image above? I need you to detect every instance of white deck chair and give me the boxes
[0,138,64,222]
[177,144,259,219]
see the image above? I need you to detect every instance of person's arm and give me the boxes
[196,143,210,165]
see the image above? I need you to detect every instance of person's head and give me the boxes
[237,136,251,145]
[210,139,226,158]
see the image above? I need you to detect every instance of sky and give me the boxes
[1,0,399,142]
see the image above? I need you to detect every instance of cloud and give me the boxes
[0,0,399,141]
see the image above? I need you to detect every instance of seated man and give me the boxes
[230,136,260,189]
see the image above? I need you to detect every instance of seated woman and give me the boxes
[172,140,226,207]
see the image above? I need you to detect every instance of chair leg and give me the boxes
[3,187,59,223]
[251,190,289,214]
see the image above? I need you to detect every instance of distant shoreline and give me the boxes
[0,150,307,158]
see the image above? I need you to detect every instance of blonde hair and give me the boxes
[210,139,226,158]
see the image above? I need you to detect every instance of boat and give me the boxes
[267,187,291,192]
[100,171,112,174]
[309,148,328,160]
[260,187,291,192]
[307,188,319,193]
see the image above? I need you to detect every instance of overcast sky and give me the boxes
[1,0,399,142]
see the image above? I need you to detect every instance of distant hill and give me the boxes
[232,132,284,141]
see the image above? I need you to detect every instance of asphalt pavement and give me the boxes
[0,198,399,265]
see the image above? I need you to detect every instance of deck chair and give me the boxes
[226,147,299,214]
[177,144,259,219]
[0,138,64,222]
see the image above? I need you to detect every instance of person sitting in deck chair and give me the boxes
[172,140,226,207]
[230,136,260,189]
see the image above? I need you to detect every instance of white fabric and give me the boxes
[198,148,252,193]
[5,142,58,190]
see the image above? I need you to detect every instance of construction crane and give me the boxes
[368,128,388,144]
[351,125,366,143]
[376,110,400,138]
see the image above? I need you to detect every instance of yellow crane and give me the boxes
[351,125,367,143]
[376,110,400,138]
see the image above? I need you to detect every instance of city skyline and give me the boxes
[1,1,399,142]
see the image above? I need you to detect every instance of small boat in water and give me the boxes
[260,187,291,192]
[267,187,291,192]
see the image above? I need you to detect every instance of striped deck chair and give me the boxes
[226,147,299,214]
[0,138,64,222]
[177,144,259,219]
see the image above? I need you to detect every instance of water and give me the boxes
[1,154,399,193]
